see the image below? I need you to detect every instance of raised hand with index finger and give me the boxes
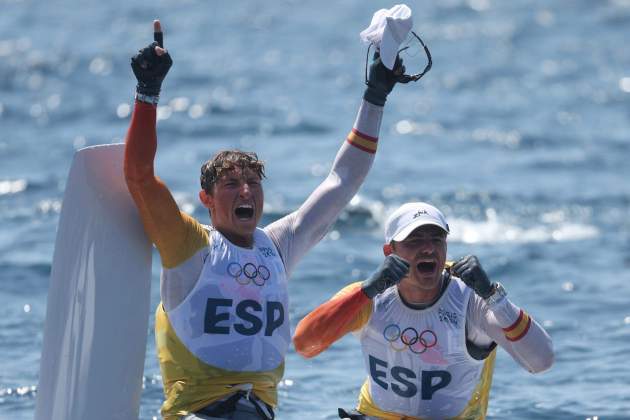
[131,20,173,104]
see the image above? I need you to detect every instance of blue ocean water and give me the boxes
[1,0,629,419]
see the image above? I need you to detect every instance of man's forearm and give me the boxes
[293,284,371,358]
[266,100,384,275]
[484,297,554,373]
[123,101,192,265]
[124,101,158,184]
[346,99,383,152]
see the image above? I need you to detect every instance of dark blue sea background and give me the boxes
[1,0,630,419]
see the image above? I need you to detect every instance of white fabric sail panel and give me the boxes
[35,143,152,420]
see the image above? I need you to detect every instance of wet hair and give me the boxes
[200,150,266,193]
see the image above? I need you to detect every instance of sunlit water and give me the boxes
[1,0,630,419]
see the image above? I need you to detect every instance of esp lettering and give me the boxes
[204,298,284,336]
[369,354,451,400]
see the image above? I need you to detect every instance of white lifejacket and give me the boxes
[167,228,290,372]
[358,276,485,419]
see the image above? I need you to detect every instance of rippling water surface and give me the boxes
[1,0,630,419]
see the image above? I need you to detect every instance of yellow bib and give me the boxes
[155,305,284,419]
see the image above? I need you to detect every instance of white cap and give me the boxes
[384,202,449,243]
[359,4,413,70]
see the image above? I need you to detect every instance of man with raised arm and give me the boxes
[293,202,554,420]
[124,20,407,420]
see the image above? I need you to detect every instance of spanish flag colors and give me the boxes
[347,128,378,154]
[503,309,531,342]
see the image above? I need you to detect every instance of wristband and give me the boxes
[135,92,159,105]
[484,282,507,306]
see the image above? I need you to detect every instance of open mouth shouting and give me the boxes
[416,260,437,274]
[234,204,255,220]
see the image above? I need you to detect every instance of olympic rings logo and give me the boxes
[227,262,270,286]
[383,324,437,354]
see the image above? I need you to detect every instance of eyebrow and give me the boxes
[218,176,239,183]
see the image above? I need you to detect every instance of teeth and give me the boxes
[235,204,254,220]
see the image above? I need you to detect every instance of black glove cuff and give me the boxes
[360,284,373,299]
[363,87,387,107]
[361,275,392,299]
[136,83,161,97]
[478,282,496,299]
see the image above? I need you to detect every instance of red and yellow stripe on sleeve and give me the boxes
[346,129,378,154]
[503,309,531,342]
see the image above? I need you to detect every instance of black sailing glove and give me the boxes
[131,29,172,97]
[363,51,405,107]
[451,255,495,299]
[361,254,410,299]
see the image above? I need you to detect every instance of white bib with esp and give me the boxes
[167,228,290,372]
[359,276,485,418]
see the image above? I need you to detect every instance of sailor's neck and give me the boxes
[215,228,254,249]
[397,273,450,310]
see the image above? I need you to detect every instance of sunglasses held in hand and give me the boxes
[364,31,433,85]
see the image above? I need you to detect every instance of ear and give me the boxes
[383,243,393,256]
[199,190,213,210]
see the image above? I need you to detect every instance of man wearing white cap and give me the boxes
[294,202,554,419]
